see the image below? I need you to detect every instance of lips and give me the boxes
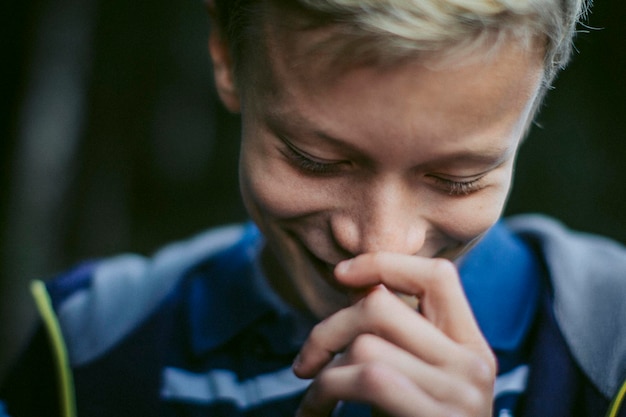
[304,243,420,309]
[299,242,352,293]
[291,228,478,304]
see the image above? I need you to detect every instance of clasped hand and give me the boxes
[293,253,496,417]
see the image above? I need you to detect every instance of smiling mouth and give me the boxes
[296,233,477,296]
[300,244,351,293]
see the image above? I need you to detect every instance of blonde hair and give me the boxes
[212,0,589,88]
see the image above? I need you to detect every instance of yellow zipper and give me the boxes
[30,280,77,417]
[606,378,626,417]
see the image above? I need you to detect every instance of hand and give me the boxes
[293,253,496,417]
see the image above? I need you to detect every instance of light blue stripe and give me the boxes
[162,364,527,409]
[56,225,246,365]
[494,365,529,398]
[161,366,312,409]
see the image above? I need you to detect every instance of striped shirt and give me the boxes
[8,221,543,416]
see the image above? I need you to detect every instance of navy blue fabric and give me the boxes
[72,295,175,417]
[183,223,290,356]
[178,221,542,371]
[45,261,97,310]
[139,222,536,416]
[520,291,582,417]
[459,223,541,373]
[520,283,624,417]
[0,222,617,417]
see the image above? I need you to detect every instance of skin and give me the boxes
[209,13,545,417]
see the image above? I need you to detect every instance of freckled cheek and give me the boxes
[432,180,512,243]
[239,154,333,221]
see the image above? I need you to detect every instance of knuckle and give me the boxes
[430,258,458,282]
[452,349,496,389]
[358,289,395,332]
[348,333,381,363]
[443,352,494,417]
[359,286,389,314]
[457,385,486,415]
[468,352,497,388]
[356,363,394,393]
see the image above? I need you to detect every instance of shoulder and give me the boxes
[46,224,251,366]
[506,214,626,268]
[505,214,626,399]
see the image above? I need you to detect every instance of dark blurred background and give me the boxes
[1,0,625,378]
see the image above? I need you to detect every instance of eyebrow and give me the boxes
[264,109,368,154]
[265,109,515,169]
[421,147,514,169]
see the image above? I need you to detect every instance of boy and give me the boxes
[2,0,626,416]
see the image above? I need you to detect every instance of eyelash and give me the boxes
[431,176,485,196]
[280,137,486,195]
[281,140,343,174]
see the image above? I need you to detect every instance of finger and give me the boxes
[331,333,479,403]
[299,334,494,417]
[335,253,483,345]
[294,286,469,378]
[296,363,445,417]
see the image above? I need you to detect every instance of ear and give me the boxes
[208,23,241,112]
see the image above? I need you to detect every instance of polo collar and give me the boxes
[459,221,542,362]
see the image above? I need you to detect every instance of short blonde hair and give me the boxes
[212,0,589,89]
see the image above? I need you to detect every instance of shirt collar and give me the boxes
[185,223,314,357]
[458,221,542,358]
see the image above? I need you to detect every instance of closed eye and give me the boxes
[280,136,346,175]
[429,176,487,196]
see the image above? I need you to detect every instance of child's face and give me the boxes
[233,33,544,318]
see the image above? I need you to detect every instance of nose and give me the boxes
[330,179,426,257]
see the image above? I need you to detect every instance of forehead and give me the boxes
[245,5,545,91]
[244,21,543,170]
[237,1,548,87]
[253,23,544,118]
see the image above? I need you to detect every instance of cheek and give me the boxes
[238,121,297,220]
[239,145,329,222]
[239,118,338,223]
[432,173,512,242]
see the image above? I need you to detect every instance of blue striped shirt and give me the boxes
[41,221,542,416]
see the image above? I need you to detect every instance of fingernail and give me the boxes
[292,353,302,371]
[335,259,352,275]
